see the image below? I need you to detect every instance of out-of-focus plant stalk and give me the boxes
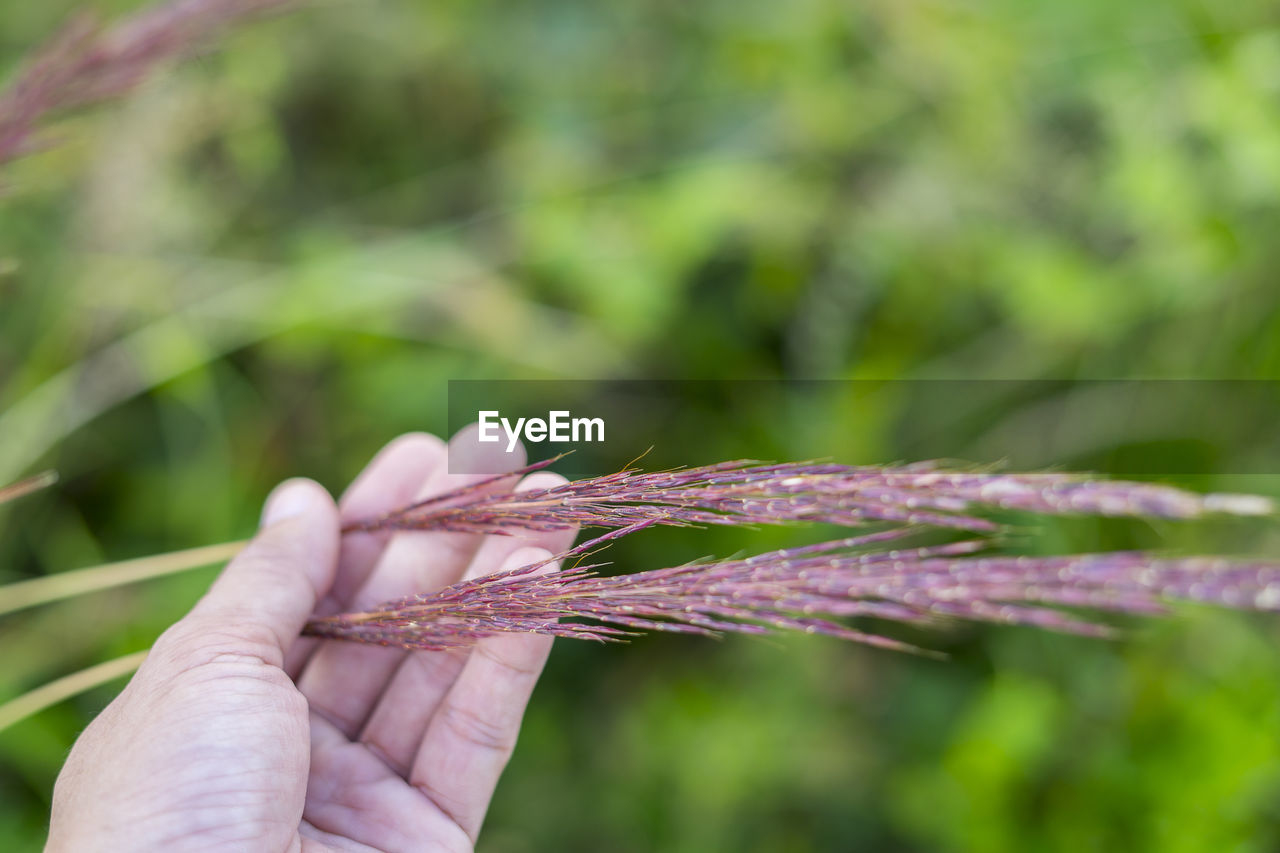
[0,651,147,733]
[0,540,246,616]
[0,0,294,169]
[0,471,57,506]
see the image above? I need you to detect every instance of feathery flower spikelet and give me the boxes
[305,524,1280,654]
[346,456,1275,536]
[311,458,1280,654]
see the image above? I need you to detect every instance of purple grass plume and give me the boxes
[305,523,1280,656]
[346,455,1275,537]
[0,0,291,168]
[314,457,1280,654]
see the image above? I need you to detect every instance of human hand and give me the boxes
[47,428,573,852]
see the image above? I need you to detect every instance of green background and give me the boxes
[5,0,1280,849]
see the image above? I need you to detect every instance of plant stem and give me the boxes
[0,470,57,506]
[0,650,146,733]
[0,540,245,616]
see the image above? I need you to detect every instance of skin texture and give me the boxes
[47,427,575,852]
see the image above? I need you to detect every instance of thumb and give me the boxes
[186,478,340,664]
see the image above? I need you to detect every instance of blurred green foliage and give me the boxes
[4,0,1280,849]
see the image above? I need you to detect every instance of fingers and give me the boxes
[298,426,527,736]
[408,548,560,844]
[181,479,340,667]
[330,433,447,608]
[357,472,576,774]
[285,433,446,677]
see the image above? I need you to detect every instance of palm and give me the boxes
[300,712,472,851]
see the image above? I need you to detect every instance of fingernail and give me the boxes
[261,479,318,528]
[449,422,527,476]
